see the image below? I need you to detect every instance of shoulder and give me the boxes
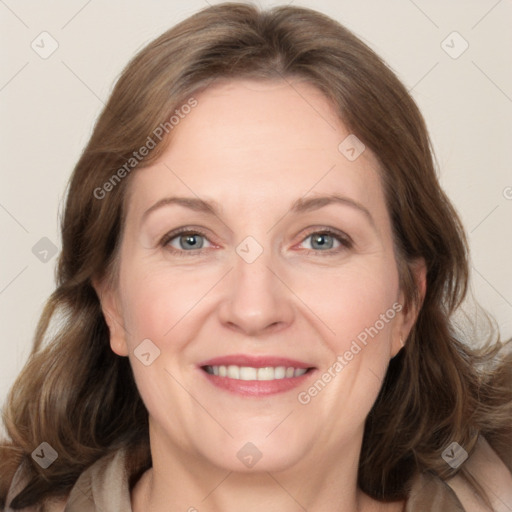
[62,449,132,511]
[4,449,130,512]
[5,476,66,512]
[42,498,67,512]
[408,436,512,511]
[445,436,512,511]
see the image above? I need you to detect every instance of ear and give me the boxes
[92,277,129,357]
[391,258,427,357]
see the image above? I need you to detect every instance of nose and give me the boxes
[217,246,295,336]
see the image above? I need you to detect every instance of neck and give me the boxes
[131,425,403,512]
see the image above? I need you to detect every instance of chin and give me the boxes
[194,427,315,474]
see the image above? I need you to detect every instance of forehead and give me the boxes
[125,78,387,225]
[169,78,364,165]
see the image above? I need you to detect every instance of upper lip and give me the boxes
[198,354,314,369]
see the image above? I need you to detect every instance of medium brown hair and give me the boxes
[1,2,510,509]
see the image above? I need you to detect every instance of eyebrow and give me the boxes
[141,194,375,228]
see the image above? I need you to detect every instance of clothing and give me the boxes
[6,437,512,511]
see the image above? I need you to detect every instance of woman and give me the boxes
[1,3,511,511]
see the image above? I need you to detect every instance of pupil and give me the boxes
[312,234,332,250]
[181,234,202,249]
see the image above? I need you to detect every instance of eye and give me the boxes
[159,227,352,256]
[160,228,213,253]
[299,229,352,254]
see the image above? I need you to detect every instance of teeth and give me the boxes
[205,365,309,380]
[227,365,239,379]
[240,367,258,380]
[257,367,274,380]
[274,366,286,379]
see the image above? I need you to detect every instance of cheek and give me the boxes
[294,259,400,411]
[118,266,209,346]
[116,270,203,430]
[294,257,400,350]
[293,262,401,437]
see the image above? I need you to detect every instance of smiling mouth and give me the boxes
[202,365,314,381]
[198,355,316,396]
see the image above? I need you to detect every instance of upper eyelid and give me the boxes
[160,227,212,246]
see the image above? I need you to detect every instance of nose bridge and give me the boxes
[235,238,274,294]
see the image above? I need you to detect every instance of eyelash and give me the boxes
[159,226,353,257]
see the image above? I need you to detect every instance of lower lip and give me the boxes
[201,368,315,397]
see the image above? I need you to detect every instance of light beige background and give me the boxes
[1,0,511,415]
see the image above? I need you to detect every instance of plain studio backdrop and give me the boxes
[1,0,511,430]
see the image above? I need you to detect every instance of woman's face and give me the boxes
[99,78,421,473]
